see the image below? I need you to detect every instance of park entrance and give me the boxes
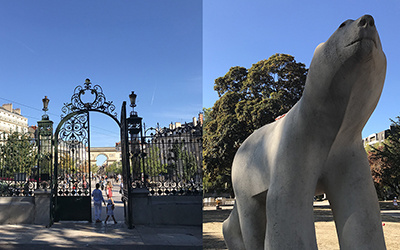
[34,78,203,228]
[0,78,202,227]
[51,79,122,222]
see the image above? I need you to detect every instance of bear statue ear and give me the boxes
[314,42,325,54]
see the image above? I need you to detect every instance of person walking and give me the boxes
[100,177,105,190]
[106,181,113,199]
[104,198,117,224]
[92,183,106,223]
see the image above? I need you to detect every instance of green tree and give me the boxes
[203,107,212,123]
[371,118,400,198]
[60,153,74,172]
[168,143,198,181]
[107,161,122,174]
[368,148,390,199]
[202,107,212,137]
[92,163,99,174]
[38,152,52,175]
[203,53,307,195]
[144,145,167,177]
[0,132,37,177]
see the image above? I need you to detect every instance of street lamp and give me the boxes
[127,91,141,134]
[42,96,50,119]
[129,91,137,116]
[37,96,53,189]
[126,91,145,186]
[129,91,137,107]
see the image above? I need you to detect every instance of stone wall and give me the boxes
[131,188,202,226]
[0,189,202,227]
[0,190,51,225]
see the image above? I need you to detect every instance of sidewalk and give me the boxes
[0,221,202,249]
[0,181,201,249]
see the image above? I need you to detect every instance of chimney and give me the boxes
[193,117,197,127]
[198,113,204,126]
[2,103,12,112]
[14,108,21,115]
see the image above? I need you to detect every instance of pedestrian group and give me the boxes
[91,175,119,224]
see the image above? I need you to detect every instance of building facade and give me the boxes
[0,103,29,136]
[362,126,394,147]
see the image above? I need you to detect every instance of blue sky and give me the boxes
[2,1,399,149]
[203,0,400,138]
[0,0,202,147]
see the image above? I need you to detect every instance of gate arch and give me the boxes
[51,79,123,223]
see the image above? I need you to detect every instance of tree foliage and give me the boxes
[368,148,390,199]
[0,132,37,177]
[203,53,308,195]
[370,117,400,198]
[60,153,75,172]
[144,145,168,177]
[168,143,198,181]
[107,161,122,174]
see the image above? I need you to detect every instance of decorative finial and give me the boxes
[84,78,91,89]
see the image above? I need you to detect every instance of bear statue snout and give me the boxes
[358,15,374,28]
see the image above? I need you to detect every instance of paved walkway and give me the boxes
[0,180,202,249]
[0,222,202,249]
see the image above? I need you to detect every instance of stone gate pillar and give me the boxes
[34,189,51,225]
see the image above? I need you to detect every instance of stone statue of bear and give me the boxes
[223,15,387,250]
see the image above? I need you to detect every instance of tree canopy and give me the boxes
[0,132,37,178]
[203,53,308,195]
[369,117,400,199]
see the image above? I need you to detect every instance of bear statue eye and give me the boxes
[339,19,353,29]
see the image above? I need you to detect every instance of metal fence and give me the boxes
[1,127,204,197]
[130,133,203,196]
[0,132,38,196]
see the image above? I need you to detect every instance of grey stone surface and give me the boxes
[0,190,51,225]
[0,197,35,224]
[0,222,202,249]
[131,190,202,226]
[34,189,51,225]
[223,15,387,249]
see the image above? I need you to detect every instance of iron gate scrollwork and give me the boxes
[129,123,203,196]
[62,79,117,117]
[56,113,89,197]
[52,79,120,223]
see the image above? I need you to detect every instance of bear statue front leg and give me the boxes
[324,148,386,250]
[223,202,246,250]
[264,174,319,249]
[232,191,267,249]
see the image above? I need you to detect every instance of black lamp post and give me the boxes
[127,92,141,134]
[126,91,145,186]
[37,96,53,189]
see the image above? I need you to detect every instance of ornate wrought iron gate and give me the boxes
[51,79,121,223]
[49,79,202,227]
